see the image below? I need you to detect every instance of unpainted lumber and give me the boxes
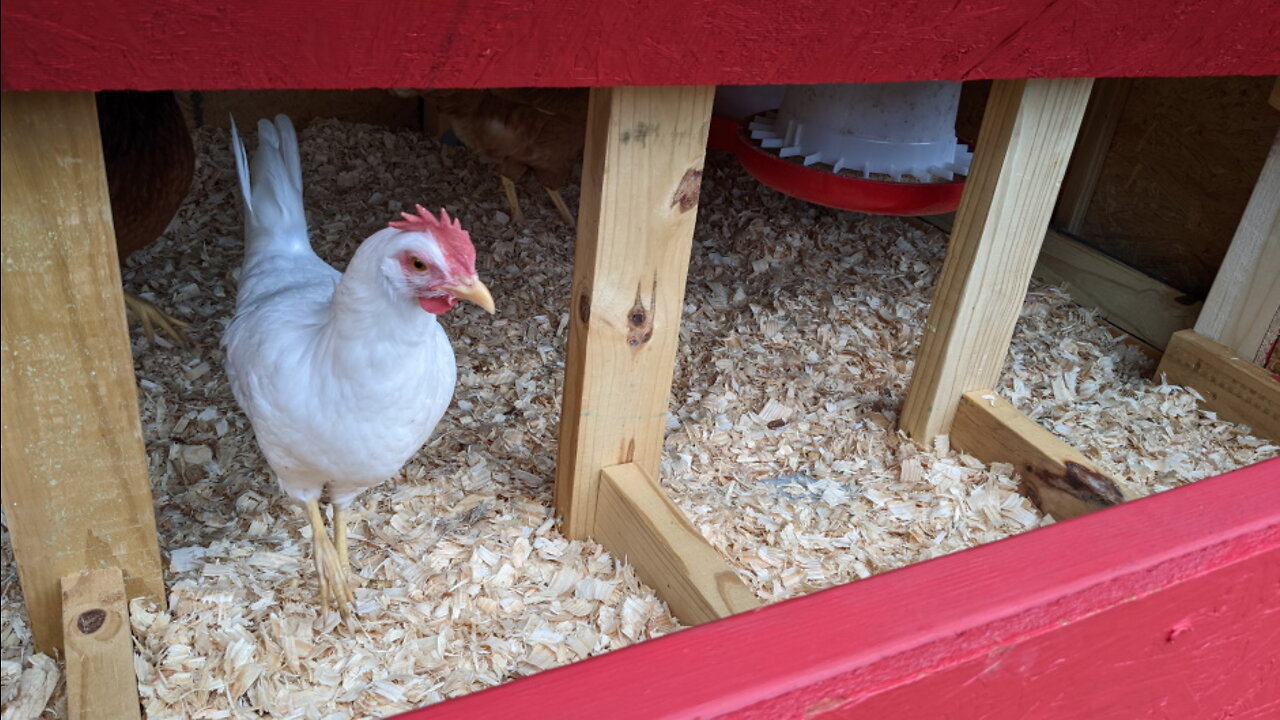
[901,78,1094,443]
[1,91,165,652]
[555,85,715,537]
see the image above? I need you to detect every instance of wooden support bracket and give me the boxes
[901,77,1094,443]
[952,390,1131,521]
[1156,330,1280,441]
[1,91,165,652]
[62,568,142,720]
[594,463,760,625]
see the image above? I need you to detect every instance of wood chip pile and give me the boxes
[3,119,1274,719]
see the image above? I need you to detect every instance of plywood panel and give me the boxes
[1081,76,1280,298]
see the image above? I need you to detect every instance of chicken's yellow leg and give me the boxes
[305,500,352,619]
[124,291,189,347]
[544,187,575,227]
[500,175,525,224]
[334,507,350,574]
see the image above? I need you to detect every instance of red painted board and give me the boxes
[2,1,1279,92]
[397,457,1280,720]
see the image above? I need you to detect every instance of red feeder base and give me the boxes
[731,117,968,217]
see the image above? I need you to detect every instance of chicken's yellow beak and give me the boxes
[446,278,496,314]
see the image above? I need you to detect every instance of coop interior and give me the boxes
[3,77,1278,719]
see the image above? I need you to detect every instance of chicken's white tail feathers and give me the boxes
[230,115,253,215]
[231,113,312,259]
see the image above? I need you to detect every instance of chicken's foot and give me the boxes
[500,175,525,224]
[305,500,352,619]
[544,187,576,227]
[334,506,351,574]
[124,291,189,347]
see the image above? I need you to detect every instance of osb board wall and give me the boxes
[1079,76,1279,299]
[175,90,424,131]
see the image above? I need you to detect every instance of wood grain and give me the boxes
[1078,76,1279,300]
[1156,330,1280,441]
[1036,229,1202,349]
[3,2,1280,92]
[1194,128,1280,365]
[61,569,142,720]
[952,390,1131,521]
[1053,78,1132,234]
[593,463,760,625]
[555,86,714,537]
[1,91,164,652]
[920,214,1200,350]
[900,78,1094,443]
[403,458,1280,720]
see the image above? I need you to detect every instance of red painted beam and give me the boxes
[2,1,1279,92]
[398,458,1280,719]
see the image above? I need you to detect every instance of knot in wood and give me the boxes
[77,608,106,635]
[578,293,591,324]
[671,168,703,212]
[1062,461,1125,505]
[627,282,657,348]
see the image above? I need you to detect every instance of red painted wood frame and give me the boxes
[2,1,1279,92]
[398,458,1280,719]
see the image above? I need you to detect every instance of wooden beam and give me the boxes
[900,78,1094,444]
[594,463,760,625]
[1,91,165,652]
[1193,128,1280,366]
[952,390,1131,521]
[919,214,1199,350]
[555,85,715,538]
[1035,229,1201,350]
[1156,330,1280,441]
[61,569,142,720]
[1052,78,1132,234]
[403,458,1280,720]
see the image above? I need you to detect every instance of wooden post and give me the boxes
[1052,78,1131,234]
[62,569,143,720]
[1192,127,1280,367]
[900,78,1094,444]
[555,86,714,538]
[1,91,165,652]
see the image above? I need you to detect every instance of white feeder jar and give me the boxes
[750,82,973,182]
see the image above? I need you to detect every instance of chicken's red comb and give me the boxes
[389,204,476,270]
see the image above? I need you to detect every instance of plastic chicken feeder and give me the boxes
[717,82,974,216]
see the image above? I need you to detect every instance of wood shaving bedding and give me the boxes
[2,119,1273,719]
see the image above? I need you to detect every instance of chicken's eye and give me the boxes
[411,258,427,272]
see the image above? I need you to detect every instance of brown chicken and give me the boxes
[403,88,588,225]
[97,90,195,345]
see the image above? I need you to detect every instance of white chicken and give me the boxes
[225,115,494,616]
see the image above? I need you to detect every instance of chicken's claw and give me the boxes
[124,291,190,348]
[306,501,353,620]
